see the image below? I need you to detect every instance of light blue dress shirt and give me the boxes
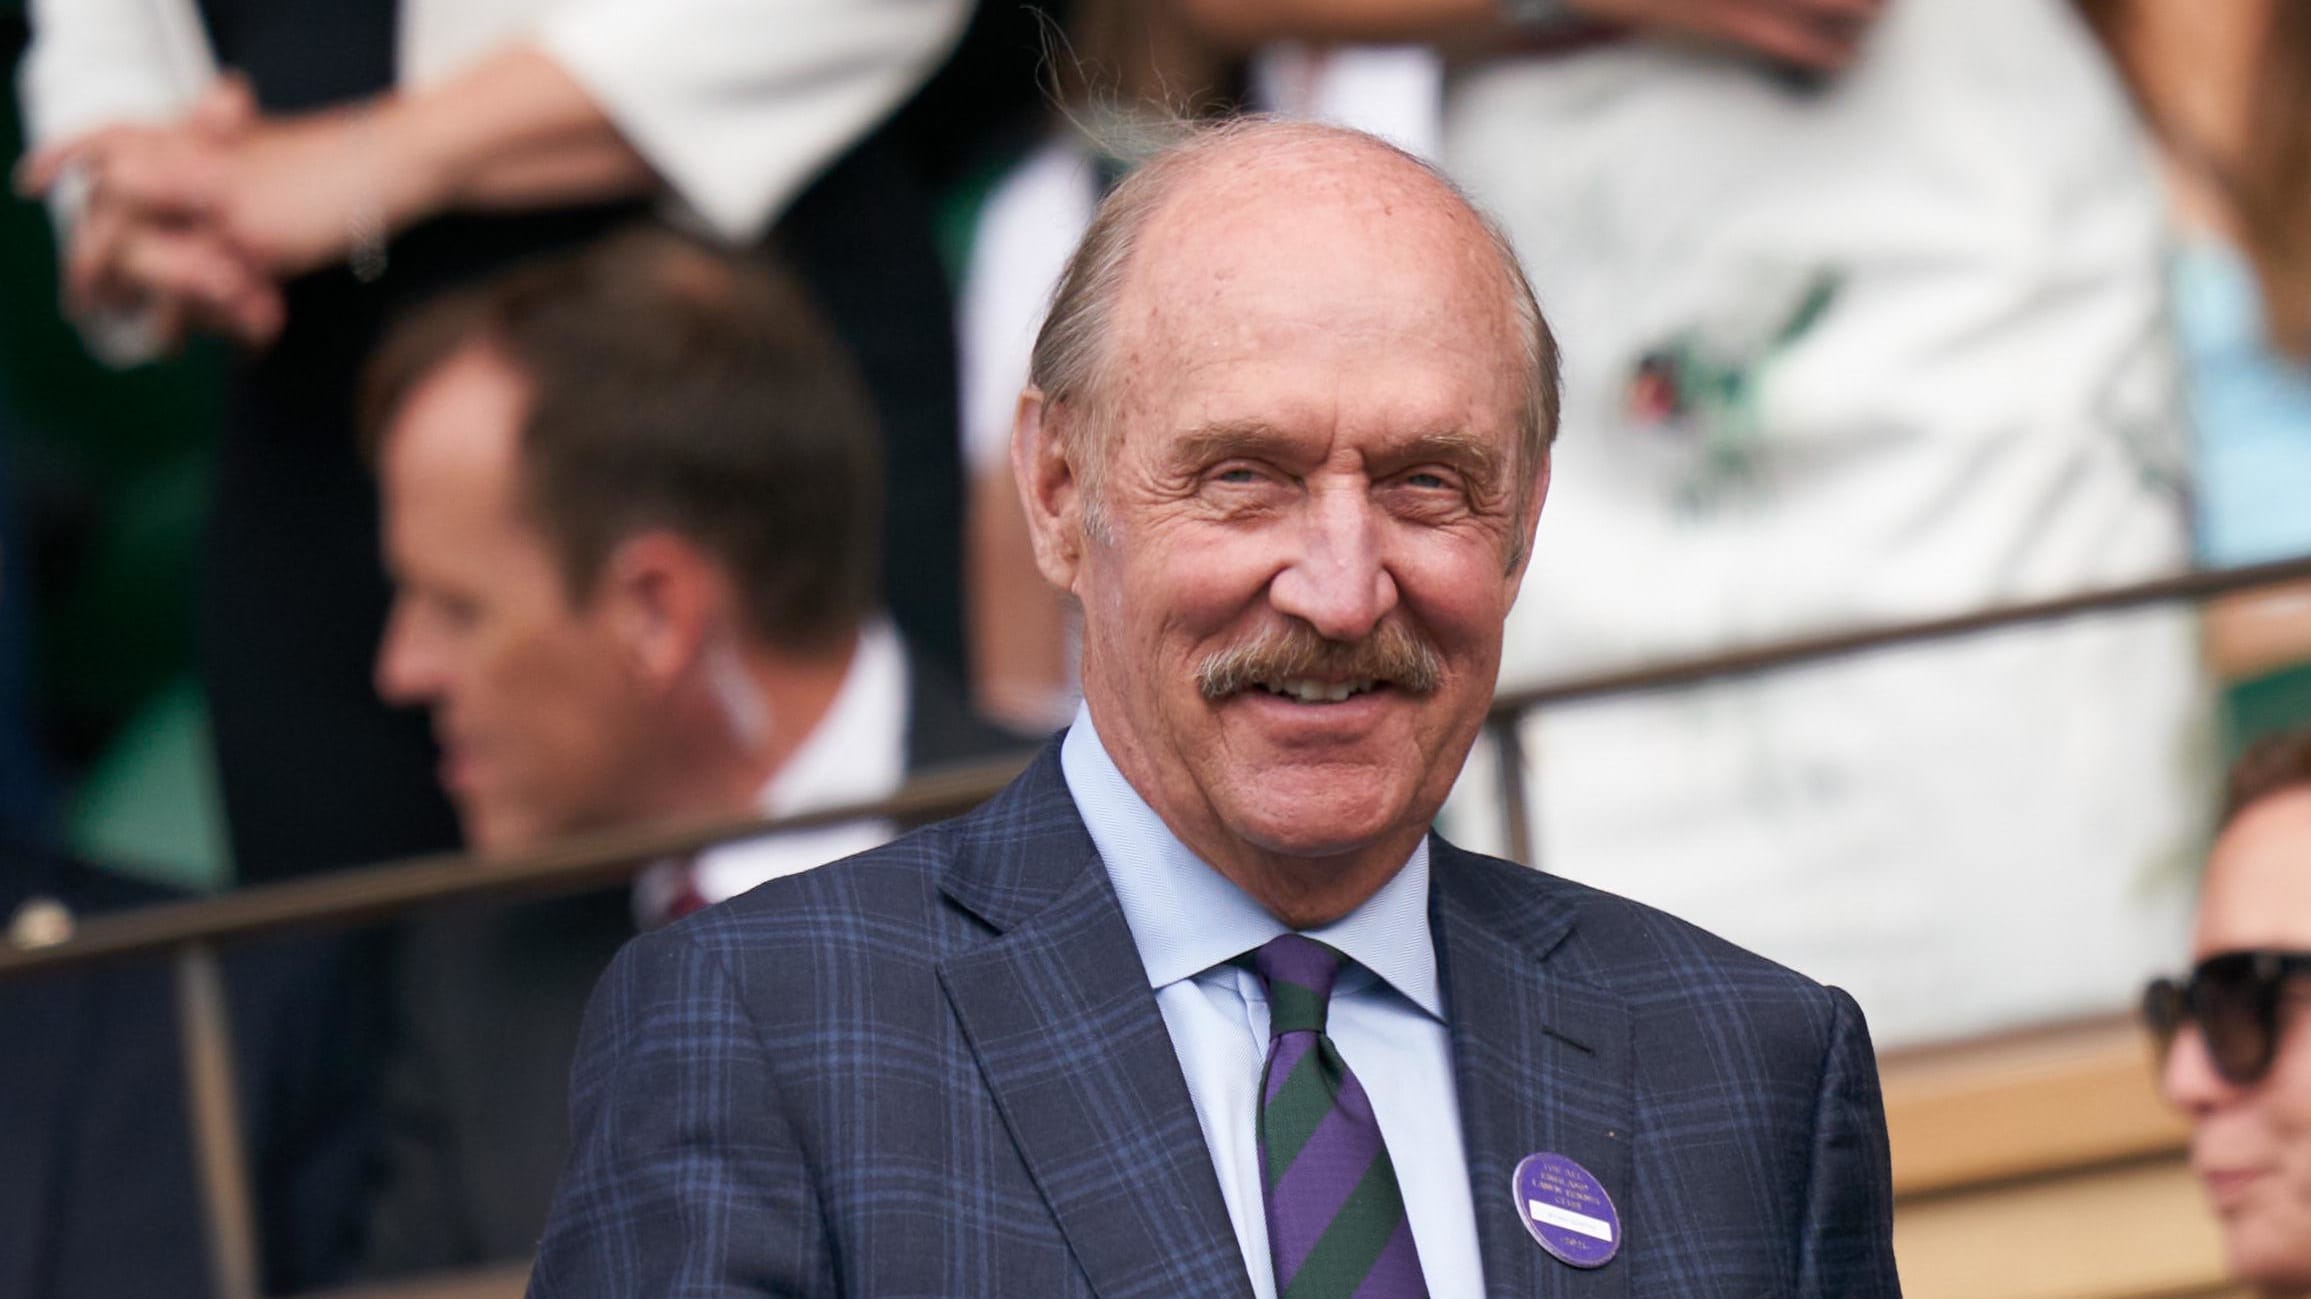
[1060,707,1485,1298]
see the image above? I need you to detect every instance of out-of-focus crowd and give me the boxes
[4,0,2311,1293]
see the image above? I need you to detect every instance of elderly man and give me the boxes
[2148,729,2311,1295]
[532,122,1898,1298]
[361,229,1016,1271]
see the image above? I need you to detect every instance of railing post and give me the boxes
[175,942,264,1299]
[1488,712,1537,869]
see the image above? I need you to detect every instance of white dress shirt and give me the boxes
[1059,705,1484,1299]
[634,619,907,924]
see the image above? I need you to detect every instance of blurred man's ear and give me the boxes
[1011,388,1087,594]
[597,531,722,691]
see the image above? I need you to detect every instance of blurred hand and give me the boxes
[16,75,284,350]
[205,106,419,281]
[1566,0,1885,70]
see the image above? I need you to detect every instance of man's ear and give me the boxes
[596,531,719,691]
[1011,387,1088,592]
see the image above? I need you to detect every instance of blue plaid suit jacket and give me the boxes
[530,740,1900,1297]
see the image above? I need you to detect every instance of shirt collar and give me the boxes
[1059,704,1442,1021]
[761,618,908,815]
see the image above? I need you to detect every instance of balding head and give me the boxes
[1010,118,1555,928]
[1027,119,1557,567]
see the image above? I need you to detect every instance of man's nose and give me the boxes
[2161,1023,2242,1116]
[374,600,435,704]
[1266,486,1398,642]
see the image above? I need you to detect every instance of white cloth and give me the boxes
[957,138,1099,476]
[634,620,909,922]
[1250,44,1442,161]
[1441,0,2208,1045]
[1058,706,1483,1299]
[19,0,966,355]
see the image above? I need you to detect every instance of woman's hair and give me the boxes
[2222,727,2311,831]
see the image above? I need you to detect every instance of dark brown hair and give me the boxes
[2221,728,2311,831]
[363,226,882,655]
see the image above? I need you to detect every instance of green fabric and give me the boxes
[1,46,224,862]
[2222,660,2311,761]
[1255,936,1418,1298]
[1268,980,1327,1035]
[66,677,231,891]
[1282,1154,1409,1299]
[1261,1045,1334,1183]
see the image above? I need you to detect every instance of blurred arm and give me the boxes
[366,44,655,232]
[1174,0,1881,70]
[20,0,971,347]
[532,0,970,241]
[203,0,974,258]
[1174,0,1498,52]
[2203,581,2311,684]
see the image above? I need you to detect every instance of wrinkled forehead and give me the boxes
[1135,145,1510,316]
[1110,153,1526,420]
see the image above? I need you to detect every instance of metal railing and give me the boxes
[9,551,2311,1299]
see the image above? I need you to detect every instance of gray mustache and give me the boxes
[1196,622,1445,700]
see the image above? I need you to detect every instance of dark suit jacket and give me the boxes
[359,651,1028,1276]
[529,740,1901,1297]
[0,852,393,1296]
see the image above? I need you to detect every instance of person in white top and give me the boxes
[16,0,967,354]
[1176,0,2207,1047]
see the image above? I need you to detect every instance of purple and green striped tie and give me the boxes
[1250,934,1429,1299]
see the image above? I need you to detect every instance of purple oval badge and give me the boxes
[1513,1152,1620,1269]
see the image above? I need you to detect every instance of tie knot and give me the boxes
[1251,933,1343,1036]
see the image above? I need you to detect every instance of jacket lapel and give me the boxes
[1434,840,1633,1299]
[937,746,1254,1299]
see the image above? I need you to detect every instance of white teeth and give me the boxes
[1261,678,1376,703]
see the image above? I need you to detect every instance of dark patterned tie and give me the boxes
[1250,934,1429,1298]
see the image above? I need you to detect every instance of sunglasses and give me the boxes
[2143,950,2311,1087]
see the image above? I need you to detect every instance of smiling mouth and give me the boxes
[2201,1167,2267,1207]
[1253,678,1382,704]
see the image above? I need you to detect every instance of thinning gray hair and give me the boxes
[1026,116,1560,568]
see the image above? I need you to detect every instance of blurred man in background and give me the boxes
[16,0,972,891]
[357,227,1020,1272]
[2149,728,2311,1295]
